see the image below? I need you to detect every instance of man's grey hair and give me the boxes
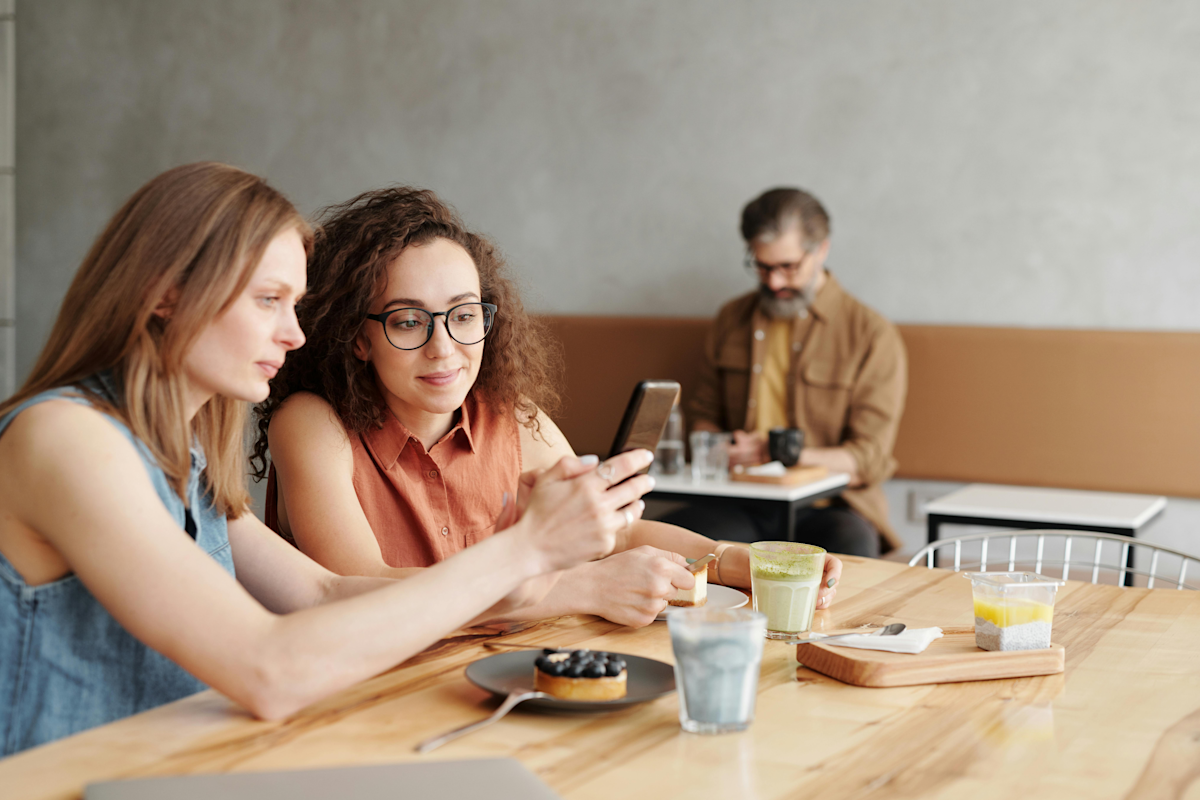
[740,187,830,249]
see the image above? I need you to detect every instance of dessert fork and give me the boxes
[795,622,907,645]
[415,690,548,754]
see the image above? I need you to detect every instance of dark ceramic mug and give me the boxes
[768,427,804,467]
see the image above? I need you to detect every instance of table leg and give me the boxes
[1121,528,1136,588]
[927,514,944,545]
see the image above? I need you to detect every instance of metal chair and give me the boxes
[908,530,1200,589]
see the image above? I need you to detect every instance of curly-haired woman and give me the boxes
[254,188,843,626]
[0,164,644,755]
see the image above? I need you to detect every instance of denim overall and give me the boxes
[0,375,235,755]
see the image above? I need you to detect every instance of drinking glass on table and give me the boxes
[653,403,686,476]
[750,542,827,641]
[668,607,767,735]
[689,431,732,481]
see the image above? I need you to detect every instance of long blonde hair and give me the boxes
[1,162,311,517]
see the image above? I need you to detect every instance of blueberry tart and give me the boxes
[533,649,627,700]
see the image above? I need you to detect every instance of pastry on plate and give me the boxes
[534,649,627,700]
[669,565,708,607]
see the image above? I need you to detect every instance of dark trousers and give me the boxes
[658,501,881,558]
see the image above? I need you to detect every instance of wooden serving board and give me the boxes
[796,629,1064,687]
[730,464,828,486]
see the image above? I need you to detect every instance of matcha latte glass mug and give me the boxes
[749,542,827,641]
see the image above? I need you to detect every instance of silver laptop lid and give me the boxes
[86,758,562,800]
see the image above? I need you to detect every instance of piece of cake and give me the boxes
[669,565,708,607]
[534,649,627,700]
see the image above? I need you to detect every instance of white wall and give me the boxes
[17,0,1200,379]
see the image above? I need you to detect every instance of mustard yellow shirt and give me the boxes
[755,320,792,436]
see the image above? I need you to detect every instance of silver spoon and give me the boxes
[415,690,548,754]
[795,622,907,645]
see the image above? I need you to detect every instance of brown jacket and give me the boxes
[688,273,907,552]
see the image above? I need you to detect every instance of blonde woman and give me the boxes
[0,163,650,755]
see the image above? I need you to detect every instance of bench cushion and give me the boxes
[541,317,1200,499]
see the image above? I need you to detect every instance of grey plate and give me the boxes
[465,651,675,712]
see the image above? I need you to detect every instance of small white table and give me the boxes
[925,483,1167,584]
[648,471,851,542]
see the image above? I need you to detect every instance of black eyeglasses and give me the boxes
[744,251,811,278]
[366,302,497,350]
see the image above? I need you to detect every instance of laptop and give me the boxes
[86,758,562,799]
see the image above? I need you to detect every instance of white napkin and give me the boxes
[809,626,944,654]
[743,461,787,477]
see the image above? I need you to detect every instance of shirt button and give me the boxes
[799,309,809,319]
[752,364,762,374]
[748,399,757,408]
[754,329,765,341]
[429,469,439,479]
[441,526,449,536]
[793,342,802,352]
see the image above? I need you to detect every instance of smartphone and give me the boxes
[607,380,681,474]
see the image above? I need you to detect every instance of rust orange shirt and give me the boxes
[267,391,522,568]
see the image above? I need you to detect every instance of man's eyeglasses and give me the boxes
[744,251,810,278]
[366,302,498,350]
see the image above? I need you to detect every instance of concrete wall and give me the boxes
[0,1,12,399]
[17,0,1200,378]
[14,1,1200,552]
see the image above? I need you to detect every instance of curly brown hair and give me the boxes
[251,187,562,479]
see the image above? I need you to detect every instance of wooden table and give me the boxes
[648,471,851,542]
[5,558,1199,800]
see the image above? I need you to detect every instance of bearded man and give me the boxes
[674,187,907,557]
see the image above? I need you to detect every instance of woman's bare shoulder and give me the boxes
[2,398,131,461]
[269,392,354,461]
[516,402,575,472]
[0,398,159,517]
[271,392,348,439]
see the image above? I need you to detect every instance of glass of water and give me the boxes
[653,404,686,476]
[689,431,732,482]
[668,607,767,734]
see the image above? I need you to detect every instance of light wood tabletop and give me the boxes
[4,556,1199,800]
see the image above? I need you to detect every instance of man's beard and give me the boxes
[757,272,820,320]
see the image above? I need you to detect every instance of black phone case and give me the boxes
[607,380,681,469]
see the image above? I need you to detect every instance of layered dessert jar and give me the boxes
[965,572,1065,651]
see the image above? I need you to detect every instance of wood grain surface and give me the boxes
[797,630,1065,687]
[3,557,1199,800]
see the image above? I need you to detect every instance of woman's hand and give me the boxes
[573,546,694,627]
[816,554,844,610]
[506,449,655,575]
